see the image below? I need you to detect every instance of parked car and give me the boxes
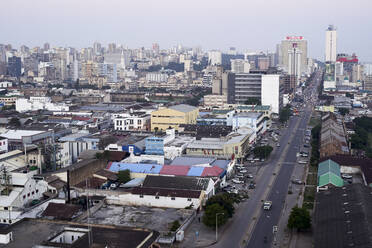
[239,170,248,173]
[342,174,352,179]
[232,179,244,184]
[247,174,254,179]
[292,179,304,185]
[263,201,272,210]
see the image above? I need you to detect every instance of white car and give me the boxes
[232,179,244,184]
[263,201,272,210]
[239,170,248,173]
[276,144,280,147]
[298,160,307,164]
[342,174,352,179]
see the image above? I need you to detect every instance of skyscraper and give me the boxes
[7,56,21,77]
[325,25,337,62]
[280,36,308,76]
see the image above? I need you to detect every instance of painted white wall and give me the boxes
[261,75,280,114]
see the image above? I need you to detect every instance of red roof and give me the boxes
[160,165,190,176]
[201,166,224,177]
[107,162,113,170]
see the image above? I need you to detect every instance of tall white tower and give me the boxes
[325,25,337,62]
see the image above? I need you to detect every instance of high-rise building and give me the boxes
[208,51,222,65]
[7,56,22,77]
[93,42,102,55]
[261,74,283,114]
[325,25,337,62]
[364,75,372,91]
[43,42,50,51]
[152,43,159,54]
[280,36,308,75]
[258,57,270,70]
[231,59,250,73]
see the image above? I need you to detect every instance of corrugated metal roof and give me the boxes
[201,166,224,177]
[168,104,197,113]
[170,157,215,166]
[107,162,162,174]
[187,166,204,176]
[160,165,190,176]
[318,159,341,177]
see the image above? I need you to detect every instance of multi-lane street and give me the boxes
[212,70,321,248]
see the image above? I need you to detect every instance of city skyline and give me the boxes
[1,0,371,62]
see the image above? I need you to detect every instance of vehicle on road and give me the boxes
[247,174,253,178]
[239,169,248,173]
[298,160,307,164]
[263,201,272,210]
[303,144,310,148]
[276,143,280,147]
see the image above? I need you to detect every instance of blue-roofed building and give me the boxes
[145,129,175,155]
[187,166,204,177]
[107,162,163,178]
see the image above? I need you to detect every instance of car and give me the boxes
[292,179,304,185]
[232,179,244,184]
[260,159,265,162]
[342,174,352,179]
[303,144,310,148]
[276,144,280,147]
[239,170,248,173]
[298,160,307,164]
[247,174,254,178]
[263,201,272,210]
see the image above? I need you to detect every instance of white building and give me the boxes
[261,74,281,114]
[0,165,48,224]
[114,112,150,131]
[16,97,69,113]
[0,137,8,153]
[146,73,168,82]
[325,25,337,62]
[232,112,266,135]
[231,59,250,73]
[208,51,222,65]
[164,136,195,160]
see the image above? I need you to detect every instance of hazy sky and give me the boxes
[1,0,371,61]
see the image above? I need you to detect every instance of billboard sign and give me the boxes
[286,36,304,40]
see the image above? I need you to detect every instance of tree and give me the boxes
[279,105,292,123]
[205,193,240,218]
[253,146,273,159]
[287,206,311,231]
[9,117,21,127]
[98,136,118,150]
[338,108,349,116]
[169,220,181,232]
[117,169,131,184]
[202,203,228,229]
[244,97,261,105]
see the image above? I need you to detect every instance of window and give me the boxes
[187,198,192,201]
[139,195,144,198]
[23,195,26,199]
[4,207,8,210]
[155,196,159,199]
[36,189,39,193]
[171,197,175,200]
[138,119,142,125]
[72,235,74,241]
[32,191,34,195]
[27,193,30,197]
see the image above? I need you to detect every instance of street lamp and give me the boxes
[216,212,224,242]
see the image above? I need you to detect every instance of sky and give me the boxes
[1,0,371,61]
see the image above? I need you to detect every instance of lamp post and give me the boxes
[216,212,224,242]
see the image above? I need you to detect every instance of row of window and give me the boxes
[139,195,192,201]
[23,189,39,199]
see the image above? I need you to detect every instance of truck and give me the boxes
[263,201,272,210]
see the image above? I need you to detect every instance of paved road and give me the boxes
[246,71,322,248]
[212,97,311,248]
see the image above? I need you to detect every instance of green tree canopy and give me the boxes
[202,203,228,229]
[9,117,21,127]
[338,108,349,116]
[205,193,239,218]
[253,146,273,159]
[279,105,292,123]
[117,169,131,184]
[287,206,311,231]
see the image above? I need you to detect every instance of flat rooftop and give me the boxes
[0,130,46,140]
[0,218,158,248]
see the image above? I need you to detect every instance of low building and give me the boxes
[0,218,159,247]
[16,97,69,113]
[145,129,175,155]
[203,94,228,107]
[317,159,344,191]
[232,112,266,135]
[114,112,150,131]
[151,104,199,131]
[0,130,53,151]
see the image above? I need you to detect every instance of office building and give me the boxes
[231,59,250,73]
[208,51,222,65]
[364,75,372,91]
[325,25,337,62]
[7,56,22,77]
[280,36,308,75]
[261,74,283,114]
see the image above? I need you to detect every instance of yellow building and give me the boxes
[151,104,199,131]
